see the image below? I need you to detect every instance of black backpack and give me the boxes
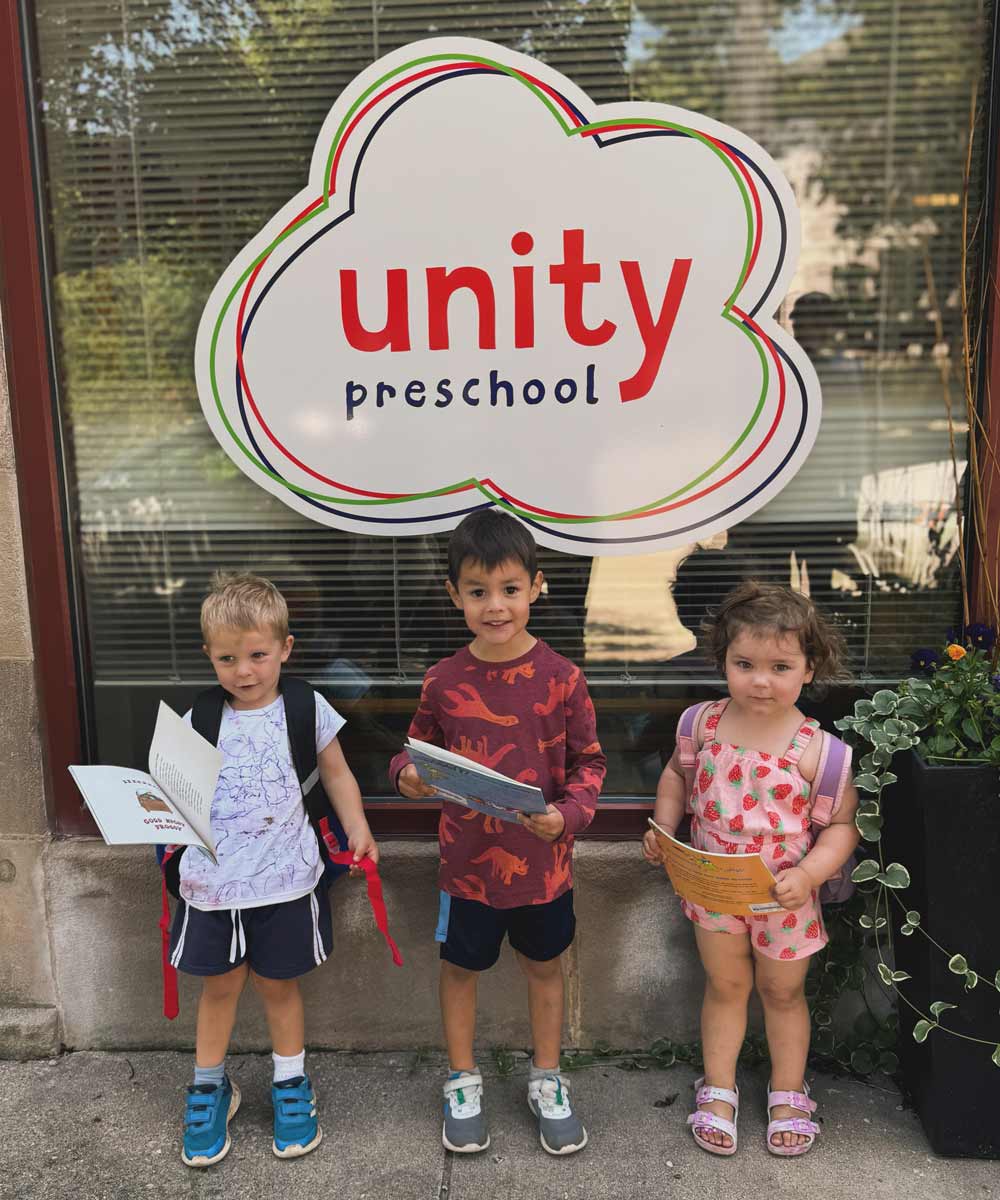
[158,675,350,899]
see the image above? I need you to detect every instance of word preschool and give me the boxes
[342,228,692,420]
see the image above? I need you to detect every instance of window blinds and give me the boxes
[29,1,994,766]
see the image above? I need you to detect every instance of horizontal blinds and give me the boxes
[33,1,992,708]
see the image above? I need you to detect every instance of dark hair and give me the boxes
[447,509,538,585]
[702,580,849,683]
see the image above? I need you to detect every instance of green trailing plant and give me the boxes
[835,642,1000,1069]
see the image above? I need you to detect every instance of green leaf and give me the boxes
[962,717,984,745]
[993,1045,1000,1068]
[883,719,905,738]
[994,970,1000,991]
[858,914,874,929]
[913,1020,936,1043]
[900,923,914,936]
[852,859,881,883]
[854,773,880,794]
[874,917,887,929]
[927,732,957,755]
[851,1047,877,1075]
[872,690,899,715]
[930,1001,957,1018]
[878,1050,900,1074]
[877,962,893,986]
[905,910,921,926]
[877,863,911,889]
[965,971,979,991]
[855,812,883,840]
[948,954,969,975]
[890,970,911,983]
[881,771,898,786]
[854,699,876,718]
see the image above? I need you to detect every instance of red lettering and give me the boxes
[618,257,692,402]
[511,231,535,349]
[426,267,496,351]
[340,268,410,351]
[549,228,616,347]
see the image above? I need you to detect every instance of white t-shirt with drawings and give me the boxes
[179,692,345,910]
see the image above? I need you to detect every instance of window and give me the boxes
[28,0,995,805]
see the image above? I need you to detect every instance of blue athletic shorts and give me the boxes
[168,878,332,979]
[436,888,575,971]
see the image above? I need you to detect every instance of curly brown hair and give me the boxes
[702,581,849,683]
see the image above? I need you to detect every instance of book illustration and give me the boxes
[68,702,223,859]
[406,736,547,826]
[649,819,782,916]
[136,790,171,814]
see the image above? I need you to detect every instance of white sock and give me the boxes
[272,1049,305,1083]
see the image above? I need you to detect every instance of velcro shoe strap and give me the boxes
[768,1117,820,1137]
[443,1072,482,1096]
[694,1085,738,1110]
[687,1112,737,1139]
[768,1090,815,1113]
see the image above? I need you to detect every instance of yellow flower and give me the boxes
[946,644,967,661]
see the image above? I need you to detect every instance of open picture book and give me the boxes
[406,736,548,825]
[68,702,222,861]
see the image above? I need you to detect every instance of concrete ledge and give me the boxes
[0,1004,59,1059]
[42,838,702,1054]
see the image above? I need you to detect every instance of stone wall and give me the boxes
[0,320,60,1058]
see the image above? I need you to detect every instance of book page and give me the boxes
[649,820,782,916]
[148,702,223,855]
[68,765,206,849]
[406,737,546,823]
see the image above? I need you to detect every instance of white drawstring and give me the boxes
[310,891,326,965]
[229,908,246,963]
[170,903,190,968]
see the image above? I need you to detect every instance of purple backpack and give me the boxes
[675,701,855,904]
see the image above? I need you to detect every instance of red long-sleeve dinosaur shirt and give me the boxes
[389,640,606,909]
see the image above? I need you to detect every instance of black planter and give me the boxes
[883,750,1000,1157]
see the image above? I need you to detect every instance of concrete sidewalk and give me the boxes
[1,1051,996,1200]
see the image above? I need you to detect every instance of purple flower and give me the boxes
[911,647,939,674]
[964,623,996,651]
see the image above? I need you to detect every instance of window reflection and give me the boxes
[32,0,988,795]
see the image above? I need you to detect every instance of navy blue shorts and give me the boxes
[436,888,575,972]
[169,879,332,979]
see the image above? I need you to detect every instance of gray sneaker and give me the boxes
[442,1071,490,1153]
[527,1074,588,1155]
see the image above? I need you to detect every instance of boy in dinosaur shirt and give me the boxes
[389,509,606,1157]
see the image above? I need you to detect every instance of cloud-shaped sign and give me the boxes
[195,37,820,555]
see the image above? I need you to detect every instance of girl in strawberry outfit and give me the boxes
[642,583,858,1158]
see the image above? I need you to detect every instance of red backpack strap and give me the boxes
[810,731,853,828]
[323,821,404,967]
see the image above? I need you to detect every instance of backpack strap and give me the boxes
[675,701,718,801]
[782,718,819,766]
[280,676,349,859]
[809,731,853,828]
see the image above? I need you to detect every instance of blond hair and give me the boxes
[702,580,850,684]
[200,571,289,644]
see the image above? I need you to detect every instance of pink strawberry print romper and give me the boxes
[681,699,828,960]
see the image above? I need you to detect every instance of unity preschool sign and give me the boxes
[195,38,821,555]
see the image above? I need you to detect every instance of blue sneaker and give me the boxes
[272,1074,323,1158]
[182,1076,241,1167]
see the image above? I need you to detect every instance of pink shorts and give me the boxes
[681,896,828,960]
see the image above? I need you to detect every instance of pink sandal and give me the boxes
[766,1081,820,1156]
[687,1077,739,1156]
